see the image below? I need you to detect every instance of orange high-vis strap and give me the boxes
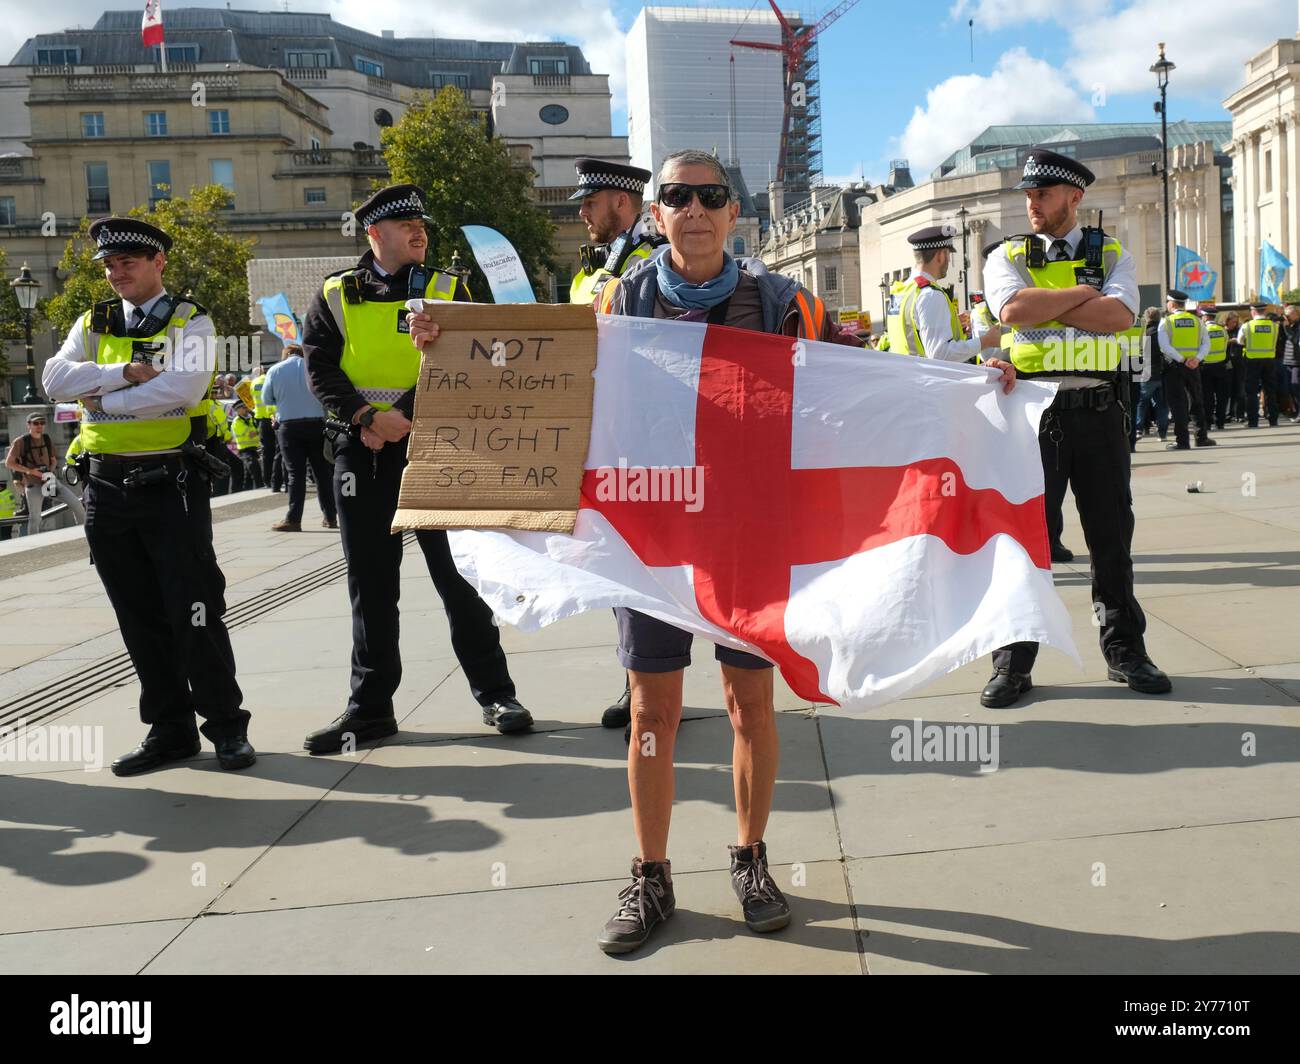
[597,277,621,315]
[792,289,826,340]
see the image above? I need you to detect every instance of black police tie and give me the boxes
[129,306,145,335]
[1049,238,1071,262]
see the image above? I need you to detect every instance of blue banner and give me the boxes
[461,225,537,304]
[1174,245,1217,301]
[1259,241,1293,303]
[257,292,301,347]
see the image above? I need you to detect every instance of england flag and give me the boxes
[449,316,1078,707]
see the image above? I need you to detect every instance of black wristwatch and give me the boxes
[358,406,377,429]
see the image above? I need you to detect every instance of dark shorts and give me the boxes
[615,607,772,673]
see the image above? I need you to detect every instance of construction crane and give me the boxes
[731,0,862,193]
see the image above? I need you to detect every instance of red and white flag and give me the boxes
[450,317,1078,708]
[141,1,164,49]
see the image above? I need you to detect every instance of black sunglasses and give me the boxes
[29,419,46,425]
[657,183,731,210]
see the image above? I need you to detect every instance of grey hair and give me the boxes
[656,150,735,197]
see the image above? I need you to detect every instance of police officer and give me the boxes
[1157,290,1215,449]
[1238,304,1280,427]
[300,184,531,753]
[979,149,1171,708]
[41,217,254,774]
[569,158,664,306]
[1198,306,1231,431]
[230,399,264,488]
[886,226,1005,362]
[969,291,998,339]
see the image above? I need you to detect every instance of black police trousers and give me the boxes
[993,397,1147,675]
[1200,362,1230,430]
[1162,360,1208,447]
[1243,359,1279,426]
[84,458,248,742]
[333,436,515,716]
[259,418,283,490]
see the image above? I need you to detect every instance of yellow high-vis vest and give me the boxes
[231,415,260,451]
[1004,236,1140,379]
[1204,323,1227,364]
[322,269,457,410]
[1166,310,1204,358]
[1241,318,1277,360]
[79,300,209,455]
[570,241,655,306]
[252,373,276,419]
[885,276,963,356]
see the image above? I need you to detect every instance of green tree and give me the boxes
[380,87,556,299]
[44,185,255,337]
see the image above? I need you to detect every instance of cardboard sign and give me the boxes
[393,302,597,533]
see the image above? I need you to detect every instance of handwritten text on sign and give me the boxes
[394,303,597,533]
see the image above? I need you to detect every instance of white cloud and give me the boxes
[1065,0,1297,99]
[895,47,1096,176]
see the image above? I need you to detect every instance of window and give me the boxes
[209,159,234,193]
[81,112,105,138]
[208,109,230,135]
[308,135,321,150]
[147,160,171,205]
[85,162,110,213]
[286,50,332,68]
[528,57,568,75]
[824,266,838,293]
[431,73,469,92]
[163,44,198,63]
[1264,150,1273,193]
[733,237,746,256]
[304,187,326,205]
[0,197,15,226]
[354,57,384,77]
[36,47,79,65]
[145,111,168,137]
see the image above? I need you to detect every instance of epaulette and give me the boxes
[914,275,931,289]
[178,296,208,316]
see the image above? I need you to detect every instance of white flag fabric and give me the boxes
[449,315,1079,707]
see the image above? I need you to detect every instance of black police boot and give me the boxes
[215,734,256,771]
[304,710,398,754]
[980,670,1032,708]
[1107,656,1172,694]
[602,676,632,729]
[1195,434,1217,447]
[111,734,201,777]
[1165,441,1191,450]
[482,697,533,734]
[1050,541,1074,563]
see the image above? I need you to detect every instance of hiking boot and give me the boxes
[602,676,631,728]
[729,841,791,933]
[597,858,675,954]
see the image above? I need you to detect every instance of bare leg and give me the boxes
[722,664,777,845]
[627,669,683,862]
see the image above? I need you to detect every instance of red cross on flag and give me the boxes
[141,1,164,49]
[450,317,1078,707]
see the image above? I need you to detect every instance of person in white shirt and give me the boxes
[979,147,1171,709]
[41,216,254,776]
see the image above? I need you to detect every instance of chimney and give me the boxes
[768,179,785,221]
[887,159,914,189]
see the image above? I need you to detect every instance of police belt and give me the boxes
[89,452,187,483]
[1048,386,1115,412]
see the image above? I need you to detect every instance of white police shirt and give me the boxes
[909,271,984,363]
[42,289,215,420]
[983,226,1139,389]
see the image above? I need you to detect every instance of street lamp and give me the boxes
[956,204,970,309]
[879,275,889,337]
[1150,42,1176,292]
[9,262,40,404]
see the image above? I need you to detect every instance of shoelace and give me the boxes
[615,872,667,926]
[733,857,780,904]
